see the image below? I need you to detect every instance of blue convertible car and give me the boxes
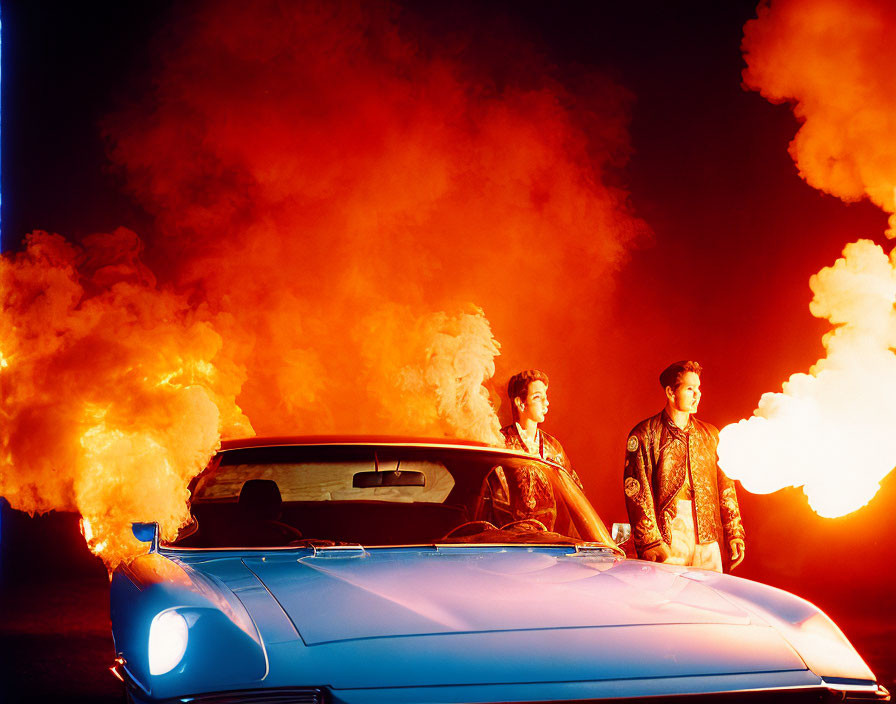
[111,438,889,703]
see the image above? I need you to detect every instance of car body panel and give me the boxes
[264,621,805,689]
[236,547,753,644]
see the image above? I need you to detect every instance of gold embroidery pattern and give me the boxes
[505,462,556,530]
[634,515,659,545]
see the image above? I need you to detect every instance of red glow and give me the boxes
[0,0,645,566]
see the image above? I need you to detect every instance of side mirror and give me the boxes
[132,522,159,547]
[611,522,632,546]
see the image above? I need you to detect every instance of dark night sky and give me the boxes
[1,0,893,677]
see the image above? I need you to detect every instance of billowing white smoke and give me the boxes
[719,240,896,517]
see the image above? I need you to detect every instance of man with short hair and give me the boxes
[501,369,583,489]
[623,361,745,572]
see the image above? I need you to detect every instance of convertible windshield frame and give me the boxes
[164,442,622,555]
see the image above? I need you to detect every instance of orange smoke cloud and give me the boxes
[721,0,896,517]
[102,0,643,441]
[2,0,643,564]
[0,229,252,566]
[742,0,896,235]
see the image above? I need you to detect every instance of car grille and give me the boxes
[174,688,324,704]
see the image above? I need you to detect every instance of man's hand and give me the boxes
[729,539,745,569]
[641,543,671,562]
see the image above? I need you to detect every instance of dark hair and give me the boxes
[507,369,549,420]
[659,361,702,391]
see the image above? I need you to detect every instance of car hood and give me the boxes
[170,546,834,690]
[239,546,758,644]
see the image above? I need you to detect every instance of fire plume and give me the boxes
[719,0,896,517]
[719,240,896,517]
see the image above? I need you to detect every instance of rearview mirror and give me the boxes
[352,471,425,488]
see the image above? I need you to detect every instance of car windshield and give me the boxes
[165,444,618,551]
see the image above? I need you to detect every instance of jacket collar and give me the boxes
[661,408,695,435]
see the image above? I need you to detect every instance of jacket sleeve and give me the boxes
[623,430,664,553]
[717,468,745,543]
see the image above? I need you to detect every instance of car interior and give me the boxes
[167,446,600,549]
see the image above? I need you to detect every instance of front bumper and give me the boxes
[112,660,889,704]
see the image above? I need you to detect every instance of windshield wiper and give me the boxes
[572,541,620,556]
[306,543,366,558]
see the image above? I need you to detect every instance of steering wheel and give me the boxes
[500,518,548,532]
[440,520,498,539]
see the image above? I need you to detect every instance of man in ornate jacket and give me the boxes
[623,361,745,572]
[501,369,583,490]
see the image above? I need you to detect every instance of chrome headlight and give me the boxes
[148,610,189,675]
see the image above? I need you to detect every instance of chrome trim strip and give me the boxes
[160,542,615,553]
[160,686,324,704]
[217,438,558,464]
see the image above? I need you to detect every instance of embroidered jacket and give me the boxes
[623,410,744,558]
[500,424,584,490]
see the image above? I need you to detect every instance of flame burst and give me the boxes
[719,240,896,516]
[1,1,642,564]
[719,0,896,517]
[0,230,251,566]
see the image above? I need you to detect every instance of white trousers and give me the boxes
[665,499,722,572]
